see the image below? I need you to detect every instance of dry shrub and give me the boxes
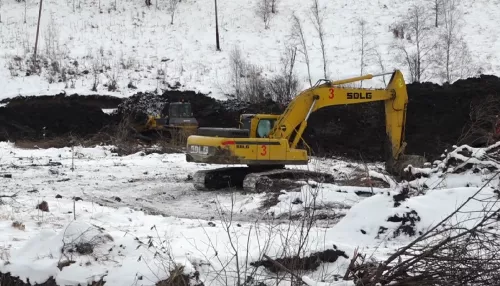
[109,115,143,155]
[347,176,500,286]
[229,45,299,103]
[156,265,190,286]
[458,94,500,147]
[11,221,25,231]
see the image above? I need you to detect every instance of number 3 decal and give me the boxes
[260,145,267,156]
[329,88,335,99]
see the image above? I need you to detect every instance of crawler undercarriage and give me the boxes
[191,166,336,192]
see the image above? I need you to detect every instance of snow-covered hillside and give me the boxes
[0,0,498,100]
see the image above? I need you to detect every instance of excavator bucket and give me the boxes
[383,70,427,176]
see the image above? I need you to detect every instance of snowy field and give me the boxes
[0,0,498,100]
[1,141,500,285]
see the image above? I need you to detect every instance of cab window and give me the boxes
[257,119,275,138]
[169,104,192,118]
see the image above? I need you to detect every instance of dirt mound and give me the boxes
[304,74,500,161]
[0,272,105,285]
[1,92,122,109]
[251,248,349,273]
[405,75,500,159]
[0,93,119,142]
[116,90,284,128]
[304,102,385,161]
[1,73,500,162]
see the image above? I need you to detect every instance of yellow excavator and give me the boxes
[185,70,425,191]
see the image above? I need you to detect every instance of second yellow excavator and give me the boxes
[185,70,425,191]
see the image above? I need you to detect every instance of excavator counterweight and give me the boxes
[185,70,425,191]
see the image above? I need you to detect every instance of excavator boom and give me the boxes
[270,70,407,161]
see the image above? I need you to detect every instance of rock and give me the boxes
[36,201,49,212]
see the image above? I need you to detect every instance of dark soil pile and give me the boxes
[1,92,122,109]
[0,92,119,141]
[304,74,500,161]
[1,73,499,162]
[0,272,105,286]
[405,75,500,160]
[115,90,283,128]
[304,101,385,161]
[251,248,349,273]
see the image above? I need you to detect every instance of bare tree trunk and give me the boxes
[392,4,435,83]
[434,0,439,27]
[215,0,220,51]
[410,4,431,82]
[374,49,387,85]
[34,0,44,62]
[292,15,312,87]
[258,0,271,29]
[442,0,461,82]
[311,0,327,79]
[358,19,367,87]
[168,0,178,24]
[286,47,297,99]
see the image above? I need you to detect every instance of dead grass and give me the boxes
[155,265,191,286]
[14,137,78,149]
[11,221,25,231]
[335,167,390,188]
[11,123,187,156]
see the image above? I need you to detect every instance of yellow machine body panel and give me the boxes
[186,135,307,165]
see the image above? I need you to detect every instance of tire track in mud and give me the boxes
[84,178,270,222]
[86,180,349,227]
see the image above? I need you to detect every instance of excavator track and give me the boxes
[192,166,336,192]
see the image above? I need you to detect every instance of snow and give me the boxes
[0,0,498,100]
[1,141,499,285]
[101,108,117,114]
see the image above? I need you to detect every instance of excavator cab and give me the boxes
[238,114,279,138]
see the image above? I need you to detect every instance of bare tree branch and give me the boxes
[291,14,313,87]
[168,0,179,25]
[310,0,328,79]
[257,0,272,29]
[391,3,437,82]
[436,0,475,83]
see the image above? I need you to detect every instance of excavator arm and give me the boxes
[269,70,408,162]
